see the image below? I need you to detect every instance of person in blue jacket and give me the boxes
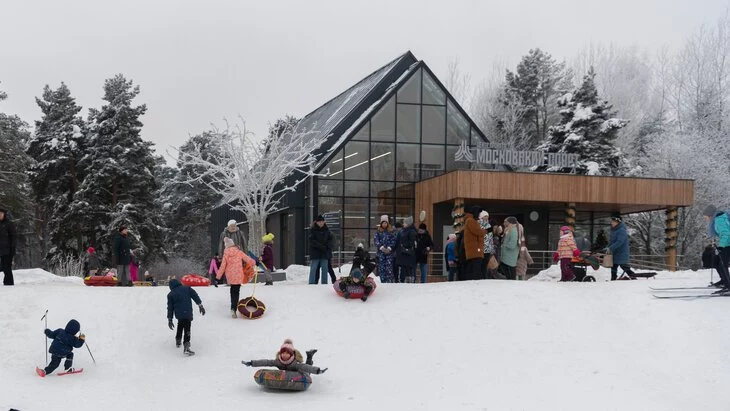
[607,212,636,281]
[167,278,205,355]
[703,205,730,291]
[445,233,457,281]
[37,319,85,377]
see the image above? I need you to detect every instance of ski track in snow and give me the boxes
[0,268,729,410]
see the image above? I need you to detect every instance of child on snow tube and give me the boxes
[337,267,375,301]
[243,339,326,390]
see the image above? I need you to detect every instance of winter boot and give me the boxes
[342,291,350,299]
[305,349,318,365]
[175,338,181,348]
[183,342,195,356]
[265,281,274,286]
[231,310,238,319]
[361,295,368,302]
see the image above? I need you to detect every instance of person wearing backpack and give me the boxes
[395,216,418,283]
[703,205,730,291]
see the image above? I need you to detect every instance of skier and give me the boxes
[554,226,581,282]
[167,278,206,355]
[702,205,730,291]
[242,339,326,374]
[36,319,86,377]
[217,237,256,318]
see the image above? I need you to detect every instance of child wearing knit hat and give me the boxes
[554,226,580,282]
[242,339,327,374]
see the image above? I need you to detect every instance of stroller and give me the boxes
[570,252,600,282]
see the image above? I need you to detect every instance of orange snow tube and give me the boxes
[237,296,266,319]
[84,276,118,286]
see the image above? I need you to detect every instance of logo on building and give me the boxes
[454,140,474,162]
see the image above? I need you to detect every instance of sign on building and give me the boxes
[455,141,580,169]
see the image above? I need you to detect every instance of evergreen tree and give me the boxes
[505,49,571,147]
[75,74,162,263]
[160,132,223,264]
[538,67,626,175]
[27,83,88,262]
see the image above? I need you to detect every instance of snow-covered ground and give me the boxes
[1,267,729,411]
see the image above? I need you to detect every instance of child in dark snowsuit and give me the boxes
[339,267,374,301]
[167,278,205,355]
[37,319,85,377]
[242,339,326,374]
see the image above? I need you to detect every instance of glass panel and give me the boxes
[422,105,446,144]
[471,126,486,145]
[343,229,371,251]
[423,71,446,105]
[353,123,369,141]
[344,180,368,197]
[318,197,343,219]
[321,150,343,179]
[446,99,470,145]
[370,197,395,226]
[396,104,420,143]
[344,141,369,180]
[446,145,465,171]
[395,199,415,222]
[420,145,445,179]
[396,143,420,181]
[370,142,394,180]
[395,181,415,198]
[397,68,422,104]
[318,179,343,197]
[371,97,395,141]
[370,181,395,197]
[343,197,369,228]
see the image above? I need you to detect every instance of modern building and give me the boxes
[212,51,694,273]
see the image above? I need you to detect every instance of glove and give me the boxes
[199,305,206,316]
[552,252,559,263]
[573,249,581,258]
[79,334,86,341]
[318,367,328,374]
[242,361,253,366]
[168,319,174,330]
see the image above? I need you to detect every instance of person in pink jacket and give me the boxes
[553,226,581,282]
[208,254,220,288]
[129,254,139,282]
[217,237,256,318]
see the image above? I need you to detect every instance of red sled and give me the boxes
[84,276,118,287]
[333,277,377,299]
[181,274,210,287]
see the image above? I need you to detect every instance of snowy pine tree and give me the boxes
[27,83,88,262]
[538,67,626,175]
[75,74,163,263]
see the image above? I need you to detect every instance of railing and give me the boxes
[319,249,683,278]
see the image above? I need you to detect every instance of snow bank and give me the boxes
[10,268,84,286]
[531,265,715,284]
[285,263,354,284]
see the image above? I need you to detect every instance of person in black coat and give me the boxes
[308,216,334,284]
[416,223,434,283]
[0,207,17,286]
[37,319,85,376]
[395,216,418,283]
[113,226,132,286]
[167,278,205,355]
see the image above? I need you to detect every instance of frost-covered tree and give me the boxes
[27,83,88,262]
[177,120,326,256]
[538,67,626,175]
[75,74,162,263]
[505,48,572,146]
[159,132,223,264]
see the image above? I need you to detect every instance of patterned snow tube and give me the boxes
[181,274,211,287]
[237,296,266,319]
[84,276,118,286]
[254,369,312,391]
[333,277,377,299]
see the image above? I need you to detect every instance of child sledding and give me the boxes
[36,319,86,377]
[243,339,327,391]
[333,244,377,301]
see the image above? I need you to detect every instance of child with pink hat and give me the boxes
[554,226,581,282]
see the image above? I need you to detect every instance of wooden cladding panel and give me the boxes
[415,170,694,211]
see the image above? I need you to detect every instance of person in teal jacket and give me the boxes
[607,213,636,281]
[703,205,730,291]
[498,217,520,280]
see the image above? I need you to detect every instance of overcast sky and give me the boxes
[1,0,727,163]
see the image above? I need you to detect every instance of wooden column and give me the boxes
[565,203,576,231]
[452,199,465,233]
[665,207,678,271]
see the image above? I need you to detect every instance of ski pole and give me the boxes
[40,310,48,365]
[85,340,96,365]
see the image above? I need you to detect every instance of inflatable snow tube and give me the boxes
[181,274,210,287]
[84,276,118,286]
[253,369,312,391]
[333,277,377,299]
[237,296,266,319]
